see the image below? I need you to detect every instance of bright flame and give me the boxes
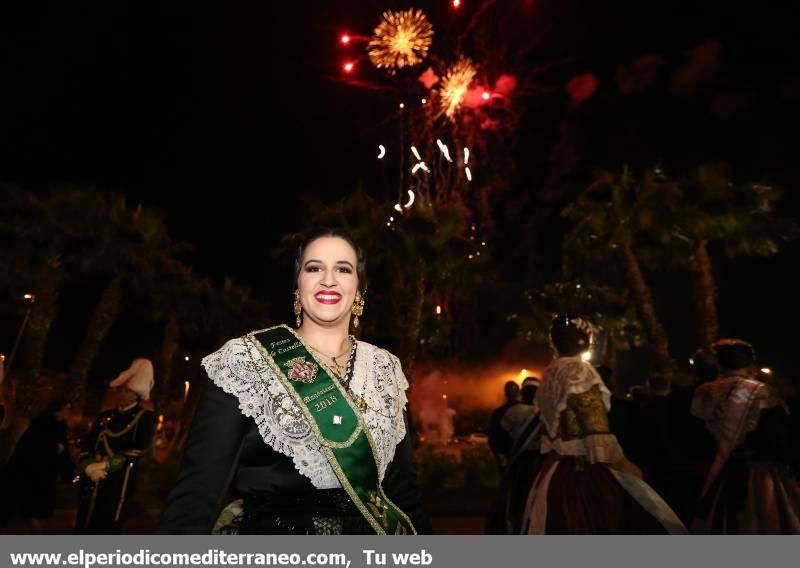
[404,189,416,208]
[581,351,592,362]
[343,62,355,73]
[441,57,477,118]
[340,34,351,45]
[377,144,386,159]
[761,367,772,375]
[368,9,434,71]
[465,166,472,181]
[184,381,190,401]
[482,91,490,100]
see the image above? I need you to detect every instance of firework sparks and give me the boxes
[368,9,433,72]
[377,144,386,159]
[436,139,453,162]
[404,189,416,208]
[441,57,477,118]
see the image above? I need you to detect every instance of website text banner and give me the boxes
[1,536,794,568]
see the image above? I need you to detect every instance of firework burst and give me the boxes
[367,9,434,72]
[440,57,477,118]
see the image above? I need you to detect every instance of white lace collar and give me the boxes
[201,331,410,489]
[536,356,611,439]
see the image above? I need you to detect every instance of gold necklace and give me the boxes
[306,341,351,378]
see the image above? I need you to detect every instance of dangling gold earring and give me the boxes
[352,290,365,328]
[294,290,302,328]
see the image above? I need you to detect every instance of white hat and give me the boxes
[109,358,154,400]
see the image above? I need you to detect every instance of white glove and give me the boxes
[85,461,108,483]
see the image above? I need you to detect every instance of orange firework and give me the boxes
[367,9,433,72]
[440,57,477,118]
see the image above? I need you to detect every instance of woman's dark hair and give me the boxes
[550,314,592,356]
[293,229,368,293]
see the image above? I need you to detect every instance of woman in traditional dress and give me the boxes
[159,230,430,534]
[691,339,800,534]
[522,315,687,534]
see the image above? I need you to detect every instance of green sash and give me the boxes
[250,325,416,535]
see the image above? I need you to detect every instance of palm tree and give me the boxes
[630,164,798,349]
[0,185,111,417]
[68,196,174,402]
[563,167,677,376]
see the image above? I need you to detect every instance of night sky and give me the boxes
[1,1,798,378]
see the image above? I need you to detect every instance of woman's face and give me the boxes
[297,236,359,328]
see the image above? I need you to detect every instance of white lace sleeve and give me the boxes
[536,356,611,440]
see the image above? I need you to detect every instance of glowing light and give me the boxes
[184,381,190,402]
[340,34,351,45]
[581,351,592,362]
[389,216,394,222]
[442,394,448,400]
[404,189,416,208]
[468,254,474,260]
[411,163,422,174]
[465,166,473,181]
[394,203,403,212]
[368,9,433,71]
[436,139,453,162]
[411,146,422,161]
[464,147,470,164]
[377,144,386,159]
[343,62,355,73]
[435,305,442,315]
[481,241,486,246]
[761,367,772,375]
[441,57,477,118]
[421,98,427,104]
[184,356,190,362]
[399,102,405,109]
[386,222,392,227]
[453,0,461,7]
[482,91,490,100]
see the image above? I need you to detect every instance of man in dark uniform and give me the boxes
[487,381,520,472]
[75,359,156,534]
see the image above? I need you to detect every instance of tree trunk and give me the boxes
[690,239,719,350]
[15,251,63,418]
[398,269,426,382]
[617,241,674,376]
[153,316,179,415]
[68,275,123,404]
